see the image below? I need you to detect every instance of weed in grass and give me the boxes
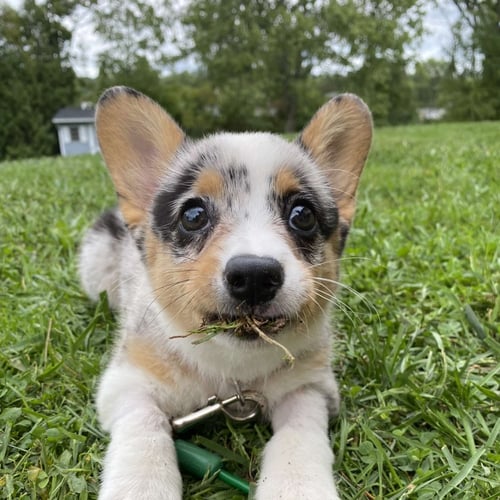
[1,122,499,499]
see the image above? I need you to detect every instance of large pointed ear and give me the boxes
[96,86,185,227]
[299,94,372,225]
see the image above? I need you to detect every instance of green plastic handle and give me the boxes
[175,439,250,494]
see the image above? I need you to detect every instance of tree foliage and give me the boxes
[1,0,499,160]
[334,0,424,125]
[182,0,424,131]
[0,0,77,160]
[89,0,172,67]
[442,0,500,120]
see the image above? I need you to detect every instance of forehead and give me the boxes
[164,132,326,202]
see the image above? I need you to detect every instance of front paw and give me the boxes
[99,445,183,500]
[256,424,340,500]
[99,409,182,500]
[99,480,182,500]
[256,473,340,500]
[99,448,183,500]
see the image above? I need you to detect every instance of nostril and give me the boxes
[265,269,282,287]
[226,270,246,291]
[224,255,284,305]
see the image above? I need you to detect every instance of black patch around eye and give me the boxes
[276,183,338,241]
[272,186,339,263]
[152,193,216,256]
[152,163,202,242]
[152,190,179,242]
[175,198,216,252]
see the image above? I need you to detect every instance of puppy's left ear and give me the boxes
[299,94,372,225]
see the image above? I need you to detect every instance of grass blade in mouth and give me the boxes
[245,317,295,367]
[173,317,294,365]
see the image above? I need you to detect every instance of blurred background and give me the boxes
[1,0,498,160]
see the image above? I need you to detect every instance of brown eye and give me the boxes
[180,203,209,232]
[288,204,317,235]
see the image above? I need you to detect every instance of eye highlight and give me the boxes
[180,200,210,232]
[288,202,318,235]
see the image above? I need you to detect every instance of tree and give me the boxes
[0,0,77,160]
[89,0,172,68]
[182,0,425,131]
[96,56,167,106]
[443,1,500,120]
[412,59,447,110]
[182,0,354,132]
[328,0,424,125]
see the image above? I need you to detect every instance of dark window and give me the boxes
[70,126,80,142]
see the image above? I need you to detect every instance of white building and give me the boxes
[52,106,99,156]
[418,107,446,122]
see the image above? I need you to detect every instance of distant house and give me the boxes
[52,105,99,156]
[418,107,446,122]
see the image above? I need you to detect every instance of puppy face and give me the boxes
[146,133,340,334]
[96,87,372,341]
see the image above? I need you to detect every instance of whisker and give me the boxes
[312,276,377,313]
[136,274,199,329]
[141,286,198,331]
[315,289,360,328]
[309,256,375,268]
[312,277,379,326]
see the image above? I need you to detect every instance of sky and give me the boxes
[2,0,460,78]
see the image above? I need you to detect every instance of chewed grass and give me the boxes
[185,316,294,365]
[1,121,499,499]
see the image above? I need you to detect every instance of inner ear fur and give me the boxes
[96,86,185,227]
[299,94,372,225]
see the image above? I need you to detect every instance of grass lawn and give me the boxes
[1,121,499,499]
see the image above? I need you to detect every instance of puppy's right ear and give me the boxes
[96,86,185,227]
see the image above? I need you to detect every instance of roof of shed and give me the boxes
[52,107,95,124]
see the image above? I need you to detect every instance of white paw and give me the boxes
[99,408,182,500]
[256,473,340,500]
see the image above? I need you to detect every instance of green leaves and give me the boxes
[0,0,77,160]
[182,0,424,131]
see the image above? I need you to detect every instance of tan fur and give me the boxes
[126,337,179,385]
[96,89,184,227]
[273,167,302,197]
[192,168,225,199]
[119,196,146,228]
[300,348,331,371]
[301,94,372,224]
[145,227,228,332]
[303,245,338,319]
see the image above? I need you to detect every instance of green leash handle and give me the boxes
[175,439,250,494]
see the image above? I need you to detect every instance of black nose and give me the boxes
[224,255,284,305]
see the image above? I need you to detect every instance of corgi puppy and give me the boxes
[79,86,372,499]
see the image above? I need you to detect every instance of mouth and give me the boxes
[193,314,295,365]
[199,314,288,338]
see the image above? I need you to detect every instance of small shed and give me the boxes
[52,106,99,156]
